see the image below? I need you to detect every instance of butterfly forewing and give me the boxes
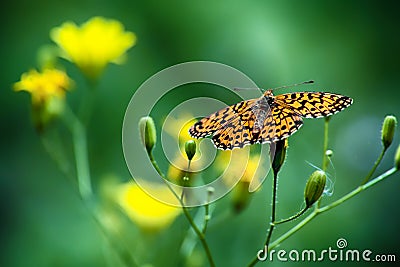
[275,92,353,118]
[189,98,258,138]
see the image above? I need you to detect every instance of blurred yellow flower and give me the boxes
[218,150,265,212]
[13,68,72,104]
[219,151,265,186]
[50,16,136,79]
[163,113,199,159]
[116,182,181,231]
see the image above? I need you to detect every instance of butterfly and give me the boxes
[188,84,353,150]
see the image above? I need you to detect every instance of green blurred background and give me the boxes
[1,0,399,266]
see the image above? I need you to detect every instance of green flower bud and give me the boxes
[270,139,288,174]
[184,140,196,161]
[139,116,156,153]
[304,170,327,208]
[381,115,397,149]
[395,144,400,170]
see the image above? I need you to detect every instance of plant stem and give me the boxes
[148,151,216,267]
[62,105,92,201]
[274,207,309,225]
[322,117,330,172]
[265,171,279,246]
[247,171,279,267]
[269,167,398,250]
[361,147,386,185]
[202,203,210,235]
[181,205,215,267]
[61,105,138,266]
[247,167,397,266]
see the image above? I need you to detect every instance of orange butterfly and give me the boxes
[189,84,353,150]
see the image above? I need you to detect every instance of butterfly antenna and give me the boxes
[271,80,314,91]
[234,80,314,93]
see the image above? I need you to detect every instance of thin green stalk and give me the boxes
[40,132,73,182]
[265,171,279,246]
[317,117,331,209]
[247,171,279,267]
[181,205,215,267]
[322,117,330,172]
[148,151,216,267]
[202,203,210,235]
[274,206,309,225]
[62,105,92,201]
[247,167,397,266]
[269,167,398,250]
[361,147,386,185]
[61,105,137,266]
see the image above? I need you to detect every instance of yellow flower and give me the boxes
[14,68,73,131]
[50,16,136,79]
[14,68,72,104]
[163,113,199,158]
[221,151,266,212]
[219,151,265,186]
[116,182,181,231]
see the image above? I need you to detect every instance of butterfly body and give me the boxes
[189,89,353,150]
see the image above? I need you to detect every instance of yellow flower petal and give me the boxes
[14,69,73,104]
[51,16,136,79]
[116,182,181,231]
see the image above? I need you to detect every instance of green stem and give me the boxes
[274,206,309,225]
[62,105,92,201]
[265,171,279,246]
[202,203,210,235]
[61,105,137,266]
[322,117,330,172]
[269,167,398,250]
[247,167,397,266]
[317,117,331,209]
[361,147,386,185]
[148,151,216,267]
[247,171,279,267]
[181,205,215,267]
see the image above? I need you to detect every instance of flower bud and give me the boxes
[270,139,288,174]
[304,170,327,208]
[395,144,400,170]
[139,116,156,153]
[184,140,196,161]
[381,115,397,149]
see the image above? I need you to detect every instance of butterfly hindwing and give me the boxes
[257,104,303,143]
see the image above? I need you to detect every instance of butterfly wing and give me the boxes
[189,99,259,150]
[257,103,304,143]
[275,92,353,118]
